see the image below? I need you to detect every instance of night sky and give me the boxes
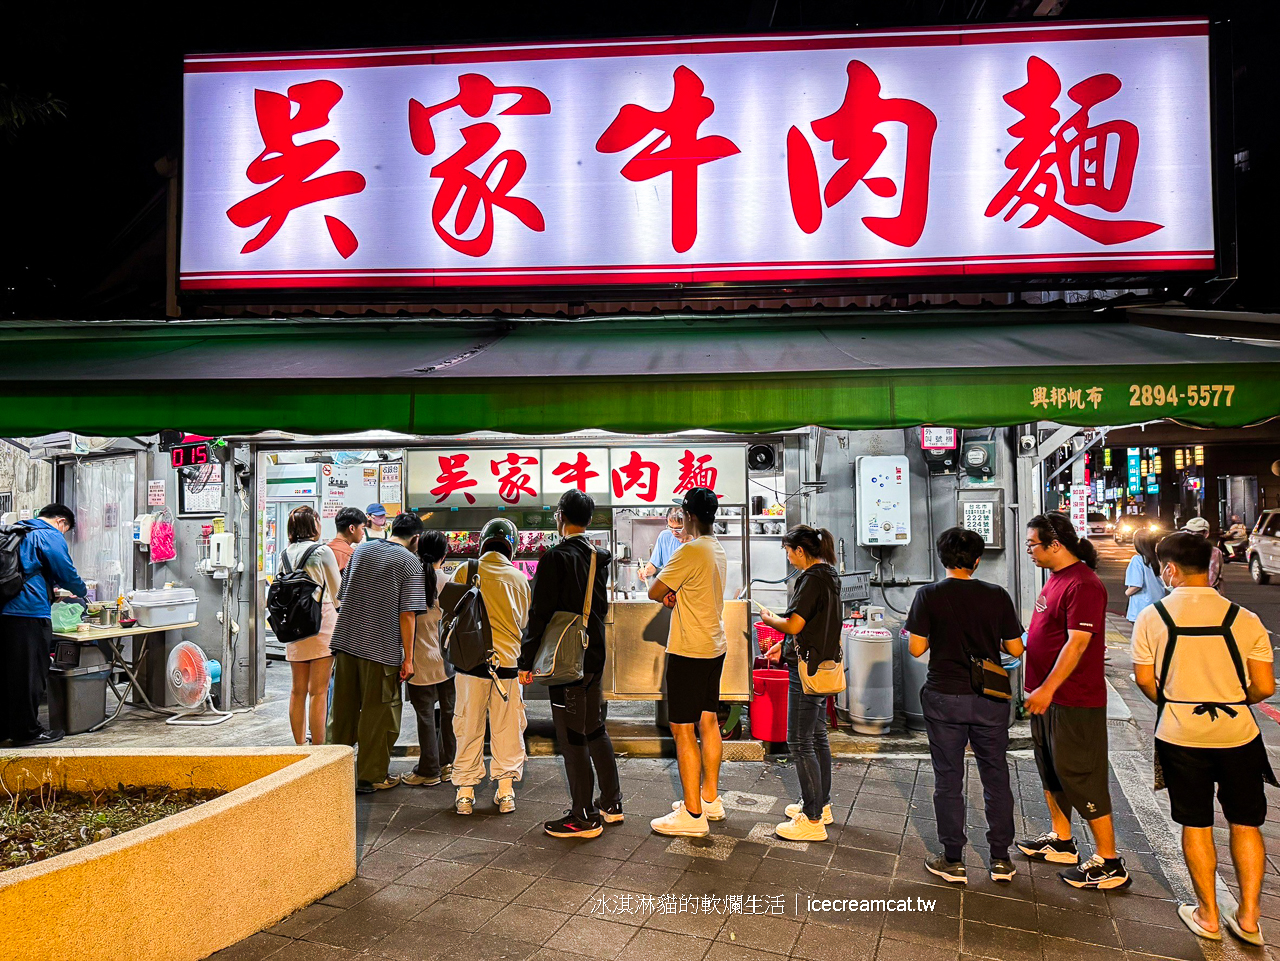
[2,1,1272,318]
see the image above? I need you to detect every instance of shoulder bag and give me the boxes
[530,548,597,686]
[795,574,846,696]
[942,590,1012,701]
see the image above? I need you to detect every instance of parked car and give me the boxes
[1087,512,1113,538]
[1114,516,1163,545]
[1246,509,1280,584]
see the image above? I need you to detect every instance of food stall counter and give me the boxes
[603,599,750,701]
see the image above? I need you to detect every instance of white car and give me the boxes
[1086,512,1113,538]
[1247,509,1280,585]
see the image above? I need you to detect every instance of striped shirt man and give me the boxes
[332,539,427,667]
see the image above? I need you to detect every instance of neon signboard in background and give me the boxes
[181,19,1214,295]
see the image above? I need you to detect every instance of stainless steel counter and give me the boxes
[603,599,750,702]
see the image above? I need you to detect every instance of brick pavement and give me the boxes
[207,746,1263,961]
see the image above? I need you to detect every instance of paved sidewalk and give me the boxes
[211,746,1253,961]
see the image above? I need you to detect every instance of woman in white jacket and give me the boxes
[281,506,343,745]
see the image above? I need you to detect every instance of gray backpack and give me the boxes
[530,549,597,686]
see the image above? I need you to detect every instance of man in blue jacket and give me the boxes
[1,504,87,746]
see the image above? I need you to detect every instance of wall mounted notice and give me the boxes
[148,480,167,507]
[1070,484,1090,535]
[182,18,1215,295]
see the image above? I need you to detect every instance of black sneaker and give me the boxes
[925,854,968,884]
[989,858,1017,882]
[1059,855,1131,890]
[1016,831,1079,864]
[14,728,65,747]
[545,812,604,839]
[596,799,625,824]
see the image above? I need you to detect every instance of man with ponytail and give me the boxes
[1017,512,1130,890]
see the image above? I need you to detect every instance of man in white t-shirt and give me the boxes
[1131,531,1276,947]
[646,487,728,837]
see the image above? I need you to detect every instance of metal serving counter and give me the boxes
[601,599,750,702]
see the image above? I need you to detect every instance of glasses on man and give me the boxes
[1025,538,1047,553]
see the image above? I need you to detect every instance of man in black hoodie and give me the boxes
[519,489,621,838]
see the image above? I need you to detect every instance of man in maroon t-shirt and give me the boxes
[1016,513,1131,891]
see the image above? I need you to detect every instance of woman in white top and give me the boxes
[403,531,456,785]
[282,506,343,746]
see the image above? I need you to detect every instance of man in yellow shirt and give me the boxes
[1132,531,1276,947]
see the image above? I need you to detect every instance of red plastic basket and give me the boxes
[753,621,784,648]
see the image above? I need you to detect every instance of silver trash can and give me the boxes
[843,624,894,735]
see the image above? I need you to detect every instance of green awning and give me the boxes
[2,315,1278,435]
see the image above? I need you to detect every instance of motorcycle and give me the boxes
[1218,526,1249,563]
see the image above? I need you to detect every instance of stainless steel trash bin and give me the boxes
[48,641,110,735]
[843,624,894,735]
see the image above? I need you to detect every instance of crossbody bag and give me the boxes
[530,547,598,686]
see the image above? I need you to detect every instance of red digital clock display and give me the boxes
[170,442,211,469]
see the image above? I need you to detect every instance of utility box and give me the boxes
[855,455,912,546]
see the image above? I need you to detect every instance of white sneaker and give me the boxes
[775,812,828,842]
[455,788,474,815]
[784,802,834,824]
[670,796,725,821]
[651,805,710,837]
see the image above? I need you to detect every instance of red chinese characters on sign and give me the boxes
[491,452,538,505]
[611,451,660,503]
[985,56,1162,245]
[409,75,551,257]
[226,80,366,258]
[787,61,938,247]
[550,452,601,493]
[596,66,740,254]
[672,450,718,495]
[431,454,478,505]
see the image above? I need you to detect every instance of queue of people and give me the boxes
[278,494,1272,947]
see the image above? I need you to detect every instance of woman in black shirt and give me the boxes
[758,526,842,842]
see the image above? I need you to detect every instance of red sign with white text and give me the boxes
[182,19,1214,294]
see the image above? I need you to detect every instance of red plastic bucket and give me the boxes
[750,668,790,742]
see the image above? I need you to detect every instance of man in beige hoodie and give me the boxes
[449,534,531,814]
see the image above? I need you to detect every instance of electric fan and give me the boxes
[165,641,233,725]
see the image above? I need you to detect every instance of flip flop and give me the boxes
[1226,910,1265,947]
[1177,904,1222,941]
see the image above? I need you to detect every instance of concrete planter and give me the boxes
[0,746,356,961]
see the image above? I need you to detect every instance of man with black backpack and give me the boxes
[448,522,529,815]
[1,504,87,747]
[328,512,427,794]
[519,489,620,839]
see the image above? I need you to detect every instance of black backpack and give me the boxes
[267,544,326,644]
[441,560,507,700]
[0,522,36,607]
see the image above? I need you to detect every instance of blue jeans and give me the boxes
[920,686,1013,862]
[787,666,831,820]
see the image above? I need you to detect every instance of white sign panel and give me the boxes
[609,447,747,506]
[409,448,544,508]
[963,501,995,546]
[1070,484,1091,536]
[148,480,167,507]
[921,427,957,450]
[182,19,1215,294]
[541,448,611,499]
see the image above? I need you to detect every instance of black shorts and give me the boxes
[665,652,725,724]
[1156,735,1270,828]
[1030,703,1112,820]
